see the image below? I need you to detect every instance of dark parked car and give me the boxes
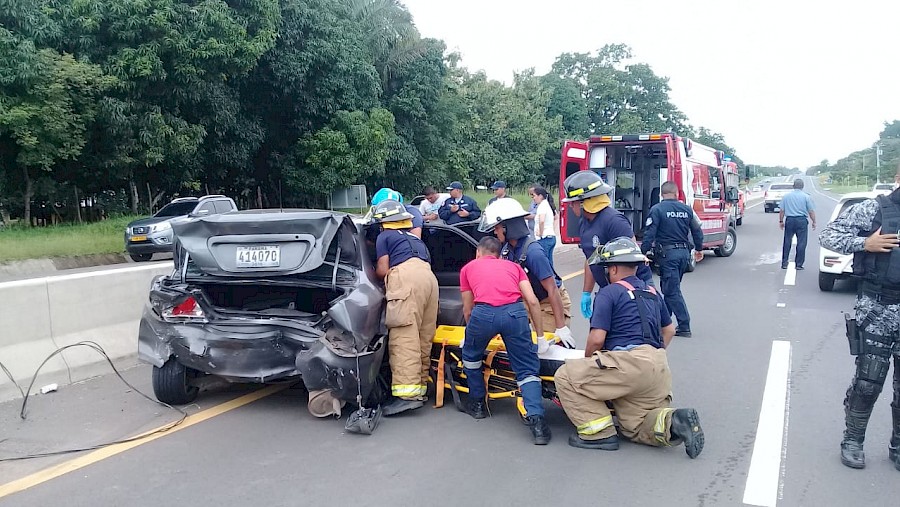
[138,210,484,408]
[125,195,237,262]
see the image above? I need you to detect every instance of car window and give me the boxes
[769,184,793,191]
[196,202,216,215]
[832,198,867,220]
[155,201,198,217]
[213,200,235,214]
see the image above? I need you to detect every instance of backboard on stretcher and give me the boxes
[430,325,585,416]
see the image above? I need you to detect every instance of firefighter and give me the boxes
[819,161,900,471]
[479,198,575,348]
[370,199,439,416]
[460,236,551,445]
[641,181,705,337]
[554,237,704,457]
[372,187,424,238]
[561,171,654,319]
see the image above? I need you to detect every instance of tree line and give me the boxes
[0,0,741,225]
[806,121,900,185]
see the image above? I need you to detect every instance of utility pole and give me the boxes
[876,144,883,182]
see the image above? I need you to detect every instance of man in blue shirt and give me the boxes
[479,198,574,347]
[561,171,653,319]
[779,179,817,270]
[641,181,705,337]
[554,237,704,458]
[371,199,438,417]
[439,181,481,225]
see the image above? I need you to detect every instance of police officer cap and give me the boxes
[478,198,529,232]
[561,171,613,202]
[588,236,648,265]
[371,199,412,223]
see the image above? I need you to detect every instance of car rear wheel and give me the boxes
[130,253,153,262]
[152,358,199,405]
[715,228,737,257]
[818,272,836,292]
[686,251,697,272]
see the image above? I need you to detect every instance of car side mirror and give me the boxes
[725,187,740,202]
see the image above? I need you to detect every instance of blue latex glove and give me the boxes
[580,291,593,319]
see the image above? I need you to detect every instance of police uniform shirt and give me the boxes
[590,275,672,351]
[641,200,704,252]
[579,207,653,287]
[504,241,561,295]
[375,229,429,268]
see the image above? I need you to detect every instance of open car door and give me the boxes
[558,140,588,244]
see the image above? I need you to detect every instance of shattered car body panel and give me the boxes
[138,209,479,406]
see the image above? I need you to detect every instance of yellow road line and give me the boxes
[561,269,584,281]
[0,383,289,499]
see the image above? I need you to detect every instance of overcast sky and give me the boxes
[402,0,900,169]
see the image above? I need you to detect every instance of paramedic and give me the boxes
[560,171,653,319]
[479,198,574,347]
[818,161,900,471]
[641,181,704,337]
[460,236,551,445]
[371,199,439,416]
[554,237,704,457]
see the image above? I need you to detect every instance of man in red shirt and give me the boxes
[460,236,550,444]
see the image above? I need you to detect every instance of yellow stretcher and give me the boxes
[430,325,582,417]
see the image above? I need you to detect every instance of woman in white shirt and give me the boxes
[532,186,557,270]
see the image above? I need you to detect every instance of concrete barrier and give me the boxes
[0,262,173,402]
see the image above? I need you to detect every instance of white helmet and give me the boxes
[479,197,529,233]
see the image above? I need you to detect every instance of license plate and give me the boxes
[131,235,147,242]
[236,245,280,268]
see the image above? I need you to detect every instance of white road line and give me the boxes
[743,340,792,507]
[808,178,839,202]
[747,200,764,210]
[783,262,796,286]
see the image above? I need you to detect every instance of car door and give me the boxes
[421,222,479,326]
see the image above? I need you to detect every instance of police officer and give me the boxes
[819,162,900,471]
[371,187,424,238]
[554,237,704,457]
[479,198,575,348]
[561,171,654,320]
[641,181,704,337]
[460,236,551,445]
[371,199,439,416]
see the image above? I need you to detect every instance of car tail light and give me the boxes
[162,296,207,322]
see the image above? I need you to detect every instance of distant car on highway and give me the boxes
[763,183,794,213]
[872,182,895,195]
[124,195,237,262]
[818,191,879,291]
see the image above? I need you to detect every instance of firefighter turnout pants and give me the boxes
[385,258,439,400]
[539,286,572,334]
[555,345,678,445]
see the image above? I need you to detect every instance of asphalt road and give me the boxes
[2,179,897,506]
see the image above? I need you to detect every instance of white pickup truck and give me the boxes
[763,183,794,213]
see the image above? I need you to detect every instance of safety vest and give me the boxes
[853,194,900,287]
[614,280,664,349]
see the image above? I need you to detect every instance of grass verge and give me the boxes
[0,216,139,262]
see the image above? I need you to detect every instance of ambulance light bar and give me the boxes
[591,134,665,142]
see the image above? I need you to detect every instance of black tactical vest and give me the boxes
[854,194,900,286]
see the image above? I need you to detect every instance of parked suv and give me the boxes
[125,196,237,262]
[138,210,485,406]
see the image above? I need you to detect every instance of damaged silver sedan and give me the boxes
[138,209,480,421]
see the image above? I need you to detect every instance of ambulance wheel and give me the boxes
[152,358,199,405]
[715,228,737,257]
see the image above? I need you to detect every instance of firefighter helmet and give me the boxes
[478,198,529,233]
[371,199,412,223]
[561,171,612,202]
[588,236,648,265]
[371,187,404,206]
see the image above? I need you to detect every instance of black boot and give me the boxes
[382,398,424,416]
[842,403,871,469]
[889,407,900,472]
[568,433,619,450]
[670,408,704,458]
[465,398,486,420]
[526,415,551,445]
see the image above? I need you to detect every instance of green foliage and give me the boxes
[0,214,140,261]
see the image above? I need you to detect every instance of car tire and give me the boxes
[714,228,737,257]
[818,272,836,292]
[152,358,199,405]
[686,251,697,273]
[130,253,153,262]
